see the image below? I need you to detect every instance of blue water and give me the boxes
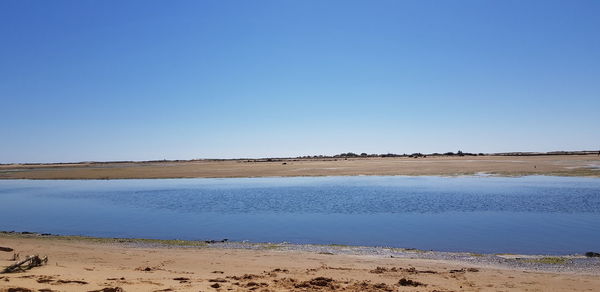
[0,176,599,255]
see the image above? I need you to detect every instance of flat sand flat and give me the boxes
[1,155,599,179]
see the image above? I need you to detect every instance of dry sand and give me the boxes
[1,236,599,292]
[1,155,600,179]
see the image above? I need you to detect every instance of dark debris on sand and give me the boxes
[87,288,124,292]
[398,278,426,287]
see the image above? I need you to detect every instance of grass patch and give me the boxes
[61,236,209,247]
[327,244,351,247]
[401,248,428,253]
[521,257,568,265]
[1,232,208,247]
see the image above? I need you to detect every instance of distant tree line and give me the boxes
[295,150,485,159]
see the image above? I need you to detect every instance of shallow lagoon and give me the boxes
[1,176,599,254]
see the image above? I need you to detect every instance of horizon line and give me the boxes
[2,149,599,166]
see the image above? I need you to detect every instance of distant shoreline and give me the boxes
[2,150,599,166]
[1,154,599,180]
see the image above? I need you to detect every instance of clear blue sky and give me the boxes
[1,0,599,163]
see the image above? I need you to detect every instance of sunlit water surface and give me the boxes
[1,176,599,254]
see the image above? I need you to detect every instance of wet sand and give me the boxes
[1,235,599,292]
[1,155,599,179]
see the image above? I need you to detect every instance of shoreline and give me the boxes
[1,233,599,292]
[1,155,600,180]
[2,232,599,275]
[3,173,600,182]
[2,157,599,291]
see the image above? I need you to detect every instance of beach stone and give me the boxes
[584,252,600,257]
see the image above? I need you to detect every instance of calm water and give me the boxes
[1,176,599,255]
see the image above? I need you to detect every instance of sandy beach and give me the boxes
[1,155,599,180]
[2,155,599,291]
[1,234,599,292]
